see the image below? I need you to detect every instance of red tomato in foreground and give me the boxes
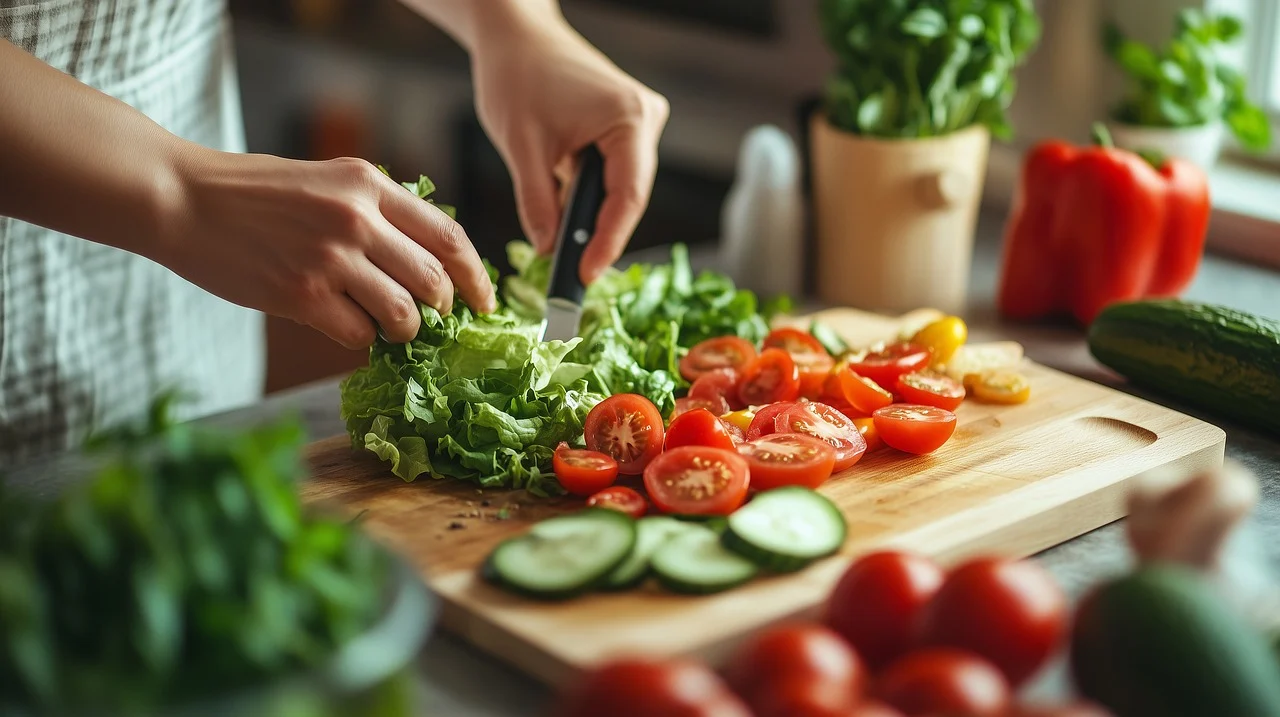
[836,366,895,415]
[720,418,746,445]
[764,328,834,400]
[585,394,666,474]
[723,623,865,715]
[552,444,619,496]
[745,401,796,440]
[680,336,757,382]
[853,703,907,717]
[847,342,932,389]
[554,657,751,717]
[738,433,836,490]
[751,676,861,717]
[917,557,1068,687]
[895,371,966,411]
[643,446,750,516]
[586,486,647,518]
[874,648,1010,717]
[666,408,737,452]
[673,395,731,419]
[774,402,867,472]
[852,417,884,453]
[737,348,801,406]
[872,404,957,454]
[690,368,744,411]
[825,551,944,670]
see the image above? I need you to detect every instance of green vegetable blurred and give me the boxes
[0,394,391,714]
[818,0,1041,139]
[1104,9,1272,152]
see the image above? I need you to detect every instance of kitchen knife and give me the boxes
[539,144,606,342]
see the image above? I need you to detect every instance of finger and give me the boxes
[344,260,422,344]
[379,186,496,313]
[509,143,563,254]
[365,218,455,316]
[580,125,660,284]
[304,293,379,351]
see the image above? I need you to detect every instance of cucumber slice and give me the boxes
[651,525,759,595]
[602,517,697,590]
[725,487,846,572]
[810,320,849,356]
[487,508,636,600]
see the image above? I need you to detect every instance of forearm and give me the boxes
[0,39,189,258]
[398,0,563,52]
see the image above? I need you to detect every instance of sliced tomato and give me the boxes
[853,417,884,453]
[586,486,647,518]
[774,402,867,473]
[690,368,744,411]
[643,446,750,516]
[764,328,834,400]
[665,408,737,452]
[737,348,801,407]
[720,419,747,445]
[584,394,666,474]
[872,404,957,455]
[672,395,731,420]
[722,408,756,433]
[745,401,797,440]
[847,342,932,389]
[968,370,1032,405]
[680,336,757,382]
[553,444,620,496]
[836,365,895,415]
[896,371,966,411]
[738,433,837,490]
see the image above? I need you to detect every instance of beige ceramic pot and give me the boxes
[810,116,990,315]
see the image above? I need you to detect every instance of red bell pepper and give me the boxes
[997,126,1210,326]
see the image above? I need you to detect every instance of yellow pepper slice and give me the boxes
[911,316,968,366]
[722,408,756,432]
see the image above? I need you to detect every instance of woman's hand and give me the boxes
[157,149,496,348]
[467,4,669,283]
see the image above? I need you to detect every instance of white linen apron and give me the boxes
[0,0,265,466]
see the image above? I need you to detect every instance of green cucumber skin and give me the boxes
[600,517,694,591]
[1088,300,1280,435]
[487,509,636,601]
[724,488,848,573]
[651,529,759,595]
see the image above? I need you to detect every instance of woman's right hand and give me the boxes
[156,148,496,349]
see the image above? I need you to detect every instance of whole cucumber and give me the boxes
[1088,300,1280,435]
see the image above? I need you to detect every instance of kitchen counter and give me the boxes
[8,211,1280,714]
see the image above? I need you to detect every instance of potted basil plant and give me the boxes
[813,0,1040,314]
[1104,9,1273,170]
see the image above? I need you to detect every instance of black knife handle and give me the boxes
[546,144,605,304]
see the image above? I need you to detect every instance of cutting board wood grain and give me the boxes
[301,308,1226,686]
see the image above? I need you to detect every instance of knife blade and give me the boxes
[539,144,606,343]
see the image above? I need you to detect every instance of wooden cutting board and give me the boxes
[300,308,1225,686]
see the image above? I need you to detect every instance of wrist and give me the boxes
[141,137,216,265]
[470,0,567,50]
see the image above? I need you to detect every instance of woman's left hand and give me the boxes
[469,5,669,283]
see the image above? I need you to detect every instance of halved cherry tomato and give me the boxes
[584,394,665,475]
[680,336,757,382]
[665,408,737,452]
[690,367,744,411]
[720,419,746,445]
[552,444,619,496]
[738,433,837,490]
[853,417,884,453]
[825,551,944,670]
[672,395,731,420]
[968,370,1031,405]
[836,365,895,414]
[643,446,750,516]
[764,328,834,399]
[586,485,647,518]
[872,404,957,455]
[737,348,801,406]
[896,371,966,411]
[911,316,968,366]
[722,408,757,433]
[874,648,1010,717]
[774,402,867,473]
[745,401,797,440]
[847,342,932,389]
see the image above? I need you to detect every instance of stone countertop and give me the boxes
[8,212,1280,714]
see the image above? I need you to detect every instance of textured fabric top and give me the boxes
[0,0,265,467]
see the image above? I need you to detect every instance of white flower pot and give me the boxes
[1106,121,1225,170]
